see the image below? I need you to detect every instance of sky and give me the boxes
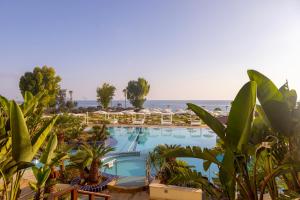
[0,1,299,101]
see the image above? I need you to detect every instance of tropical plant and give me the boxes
[0,93,58,200]
[126,78,150,109]
[69,143,114,184]
[19,66,61,108]
[248,70,300,195]
[149,144,195,185]
[29,166,51,200]
[96,83,116,110]
[163,78,300,200]
[39,134,69,193]
[53,113,85,144]
[91,125,110,141]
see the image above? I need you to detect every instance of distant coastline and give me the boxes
[76,100,232,111]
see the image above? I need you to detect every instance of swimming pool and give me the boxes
[102,126,218,179]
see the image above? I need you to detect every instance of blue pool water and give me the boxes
[103,127,218,179]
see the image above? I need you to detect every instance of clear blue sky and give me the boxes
[0,1,299,100]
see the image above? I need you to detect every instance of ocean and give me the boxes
[76,100,232,112]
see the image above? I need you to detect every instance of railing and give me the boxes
[47,185,111,200]
[78,190,111,200]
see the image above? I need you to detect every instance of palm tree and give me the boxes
[123,88,127,108]
[69,90,73,101]
[70,143,114,184]
[149,144,188,184]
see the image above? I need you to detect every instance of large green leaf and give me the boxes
[256,105,271,128]
[219,148,235,200]
[40,134,58,165]
[10,101,33,162]
[163,146,222,170]
[248,70,291,136]
[187,103,226,140]
[31,115,58,157]
[226,81,257,152]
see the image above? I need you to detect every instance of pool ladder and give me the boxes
[127,132,140,152]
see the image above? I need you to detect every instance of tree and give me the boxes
[91,125,110,141]
[96,83,116,110]
[19,66,61,108]
[57,89,77,112]
[123,88,127,108]
[70,143,114,184]
[126,78,150,109]
[53,113,86,144]
[56,89,67,111]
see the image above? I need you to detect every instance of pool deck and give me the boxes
[21,170,150,200]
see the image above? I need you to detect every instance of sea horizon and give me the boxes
[76,99,232,111]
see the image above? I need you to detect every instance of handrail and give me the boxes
[47,185,111,200]
[47,185,78,200]
[78,190,111,200]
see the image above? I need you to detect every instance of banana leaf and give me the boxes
[10,101,33,162]
[40,134,58,165]
[248,70,291,136]
[226,81,257,152]
[187,103,225,140]
[31,115,58,157]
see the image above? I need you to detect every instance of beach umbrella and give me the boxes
[108,111,124,115]
[162,108,173,114]
[186,110,196,115]
[138,109,151,115]
[93,110,108,115]
[122,110,136,115]
[70,113,87,117]
[150,108,162,115]
[174,109,187,115]
[93,110,108,119]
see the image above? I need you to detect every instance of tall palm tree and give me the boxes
[123,88,127,108]
[69,90,73,101]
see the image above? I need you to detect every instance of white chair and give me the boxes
[161,113,173,125]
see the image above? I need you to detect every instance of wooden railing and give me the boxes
[47,185,111,200]
[78,190,111,200]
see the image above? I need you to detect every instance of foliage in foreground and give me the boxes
[155,70,300,200]
[0,92,58,200]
